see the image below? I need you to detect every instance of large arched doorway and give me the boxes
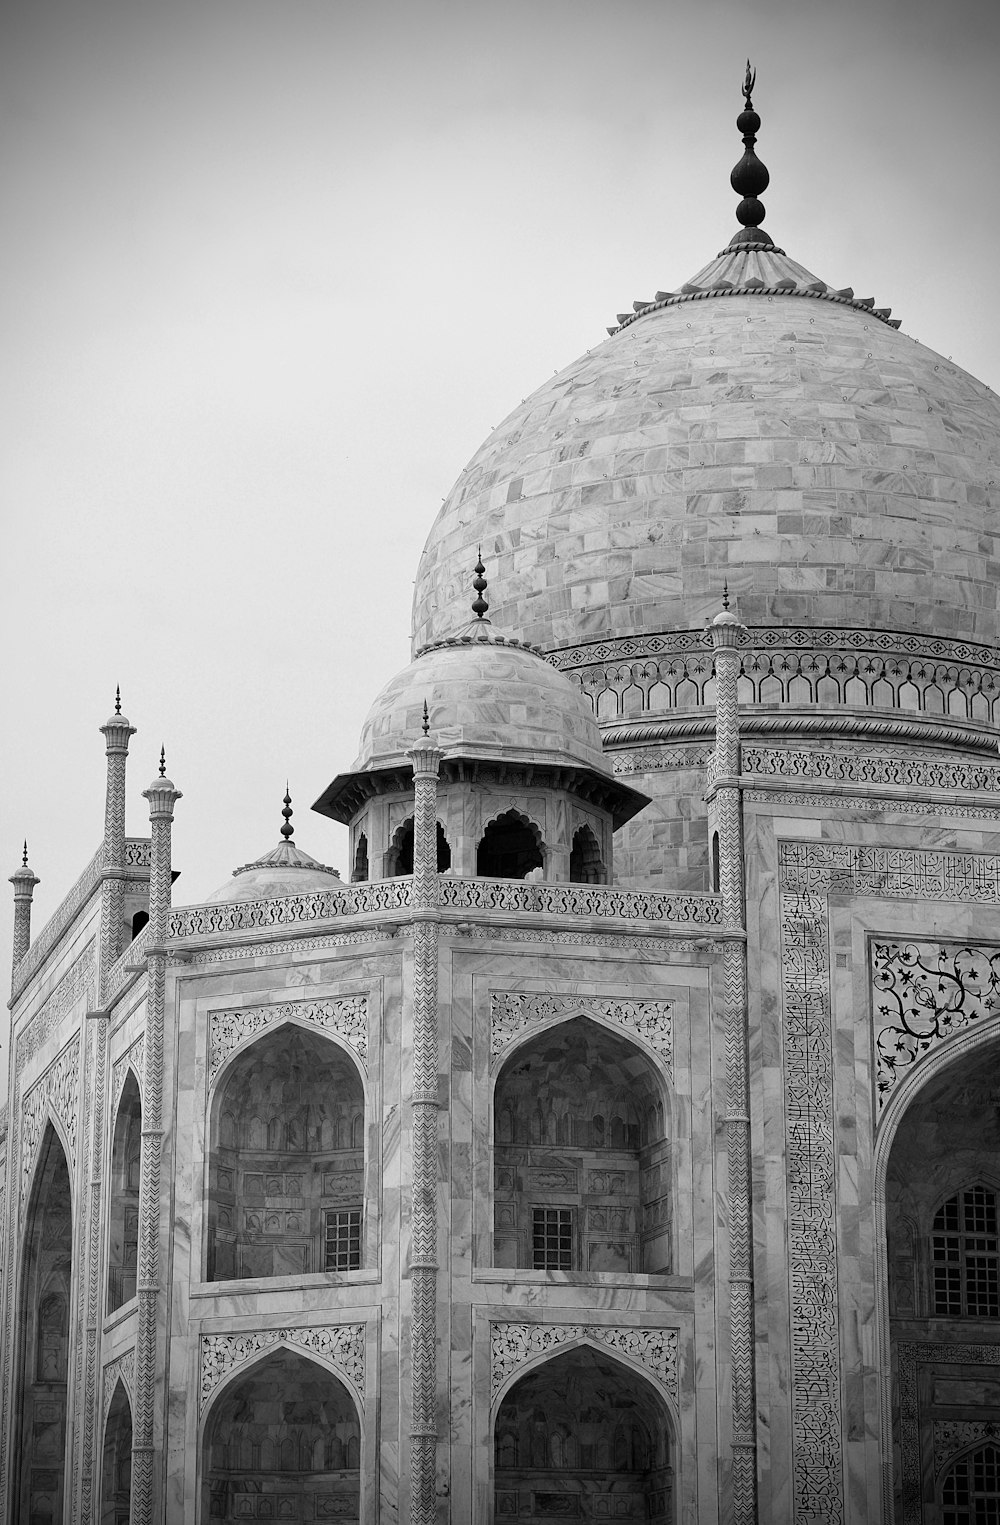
[493,1016,670,1273]
[885,1038,1000,1522]
[494,1345,674,1521]
[107,1071,141,1312]
[100,1381,132,1524]
[208,1025,365,1282]
[202,1347,361,1521]
[15,1123,73,1525]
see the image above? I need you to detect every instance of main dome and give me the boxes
[412,260,1000,657]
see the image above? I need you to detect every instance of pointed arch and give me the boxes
[477,808,544,879]
[207,1022,366,1282]
[107,1070,142,1312]
[15,1123,74,1525]
[569,823,606,884]
[100,1379,133,1523]
[386,816,451,876]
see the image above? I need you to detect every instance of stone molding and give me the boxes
[15,940,96,1076]
[169,879,411,939]
[489,1321,678,1405]
[743,747,1000,794]
[612,744,715,775]
[208,995,370,1086]
[171,927,399,966]
[896,1342,1000,1525]
[456,924,719,955]
[872,942,1000,1115]
[200,1324,366,1409]
[441,877,721,926]
[19,1033,82,1215]
[746,790,1000,820]
[102,1349,135,1424]
[489,991,673,1070]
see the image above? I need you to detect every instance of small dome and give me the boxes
[206,839,340,903]
[353,626,608,777]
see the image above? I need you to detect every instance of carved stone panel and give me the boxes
[489,1322,678,1404]
[209,994,370,1085]
[200,1323,366,1408]
[490,992,673,1070]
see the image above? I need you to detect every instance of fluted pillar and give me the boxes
[9,843,40,970]
[707,604,757,1524]
[406,729,443,1525]
[133,754,181,1525]
[98,690,137,991]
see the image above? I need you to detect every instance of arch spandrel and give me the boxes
[199,1325,367,1418]
[489,1321,679,1419]
[207,993,371,1090]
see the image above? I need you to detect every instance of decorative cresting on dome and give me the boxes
[608,66,899,336]
[206,788,340,903]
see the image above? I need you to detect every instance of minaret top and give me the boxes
[728,60,773,250]
[9,841,40,890]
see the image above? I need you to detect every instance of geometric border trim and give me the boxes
[489,1320,678,1404]
[489,991,673,1071]
[200,1323,367,1409]
[19,1032,82,1215]
[208,995,369,1086]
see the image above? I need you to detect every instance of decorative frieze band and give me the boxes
[200,1324,366,1408]
[170,879,410,939]
[490,991,673,1069]
[872,942,1000,1115]
[441,877,721,926]
[490,1322,678,1404]
[16,941,96,1076]
[743,747,1000,794]
[102,1349,135,1424]
[20,1034,81,1214]
[780,841,1000,905]
[208,995,369,1086]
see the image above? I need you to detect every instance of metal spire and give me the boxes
[471,549,489,619]
[21,840,28,868]
[422,700,430,737]
[729,59,773,248]
[722,579,731,612]
[281,785,294,841]
[159,745,166,778]
[115,685,122,716]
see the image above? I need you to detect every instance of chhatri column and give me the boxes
[133,747,181,1525]
[406,703,443,1525]
[9,842,40,971]
[707,594,757,1524]
[99,686,137,992]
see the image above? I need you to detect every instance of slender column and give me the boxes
[99,690,137,994]
[9,843,40,970]
[708,605,757,1524]
[133,753,181,1525]
[76,1004,109,1525]
[406,724,443,1525]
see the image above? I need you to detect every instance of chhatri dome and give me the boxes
[206,788,340,902]
[413,65,1000,668]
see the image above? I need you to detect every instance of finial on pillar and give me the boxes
[281,785,294,841]
[159,746,166,779]
[471,550,489,620]
[10,841,41,969]
[729,59,773,250]
[115,685,122,716]
[22,840,28,868]
[722,579,730,612]
[422,700,430,737]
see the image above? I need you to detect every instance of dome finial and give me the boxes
[159,745,167,778]
[281,784,294,841]
[472,548,489,619]
[729,59,773,249]
[22,840,28,868]
[422,700,430,736]
[722,579,730,612]
[114,684,122,716]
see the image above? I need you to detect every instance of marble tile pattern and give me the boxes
[412,292,1000,653]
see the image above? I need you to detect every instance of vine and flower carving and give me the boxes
[209,995,369,1085]
[872,942,1000,1112]
[200,1324,366,1407]
[490,1322,678,1403]
[490,992,673,1070]
[19,1034,81,1213]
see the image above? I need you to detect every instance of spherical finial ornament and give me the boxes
[729,59,773,245]
[22,840,28,868]
[422,700,430,737]
[280,785,294,841]
[471,549,489,619]
[722,579,731,612]
[159,745,167,779]
[115,685,122,716]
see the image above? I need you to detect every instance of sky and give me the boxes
[2,0,999,999]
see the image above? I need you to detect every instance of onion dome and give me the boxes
[411,69,1000,694]
[314,562,649,828]
[207,788,341,902]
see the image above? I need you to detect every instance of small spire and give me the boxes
[722,579,730,612]
[114,685,122,716]
[422,700,430,737]
[159,745,166,778]
[729,59,773,249]
[22,840,28,868]
[281,785,294,841]
[471,549,489,619]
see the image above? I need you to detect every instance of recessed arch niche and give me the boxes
[101,1380,132,1524]
[493,1344,674,1521]
[493,1016,670,1273]
[208,1024,366,1282]
[15,1122,73,1525]
[107,1070,141,1312]
[477,809,544,880]
[202,1347,361,1521]
[386,817,451,876]
[884,1035,1000,1521]
[569,824,606,884]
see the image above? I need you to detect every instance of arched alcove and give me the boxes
[352,832,369,882]
[202,1347,361,1520]
[884,1038,1000,1519]
[107,1071,142,1312]
[477,810,544,880]
[493,1017,670,1273]
[208,1025,365,1282]
[940,1443,1000,1520]
[494,1345,673,1521]
[569,825,606,885]
[15,1124,73,1525]
[386,818,451,876]
[100,1381,132,1524]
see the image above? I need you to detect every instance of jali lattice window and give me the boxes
[933,1185,999,1318]
[942,1444,1000,1524]
[324,1209,362,1272]
[532,1208,573,1270]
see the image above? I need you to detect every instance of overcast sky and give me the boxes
[2,0,998,994]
